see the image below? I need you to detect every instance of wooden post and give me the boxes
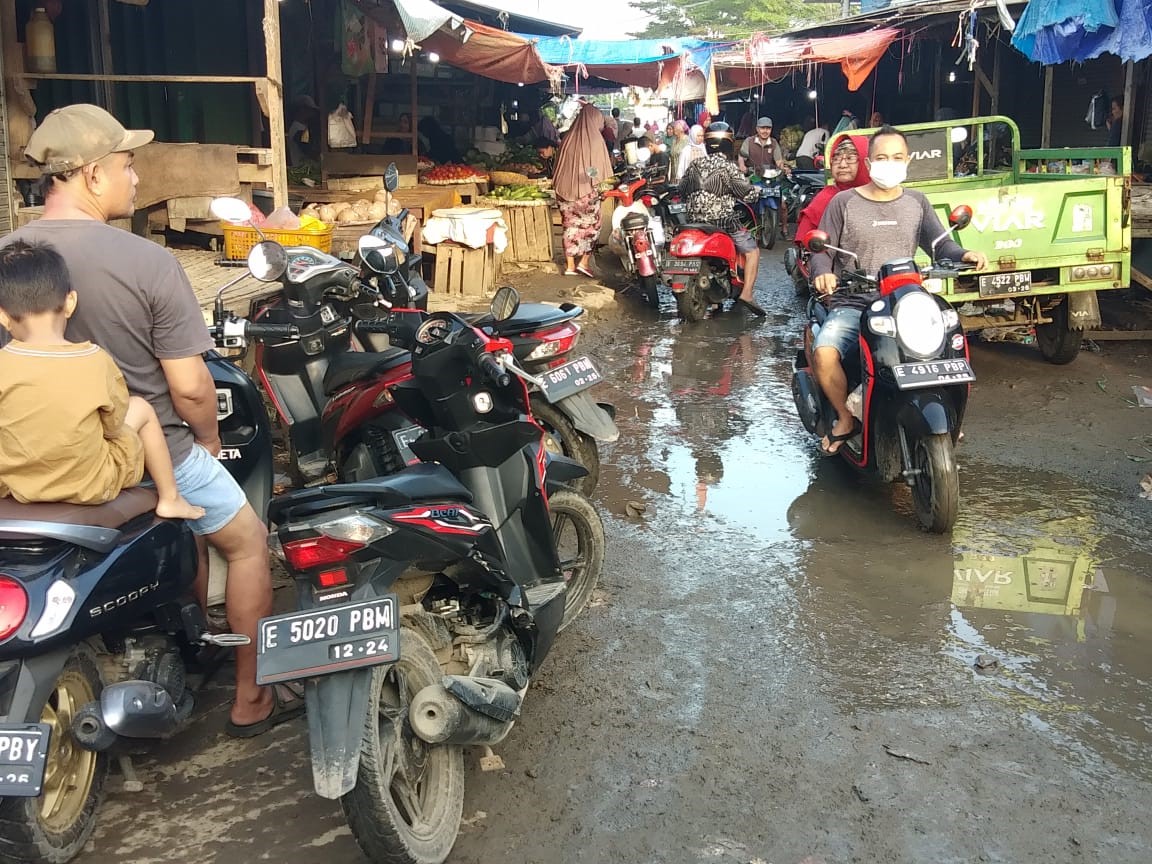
[409,58,418,157]
[94,0,115,111]
[933,43,941,117]
[263,0,288,208]
[990,38,1001,116]
[1041,66,1053,147]
[1121,59,1135,148]
[362,72,376,145]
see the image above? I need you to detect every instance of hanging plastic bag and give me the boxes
[328,103,357,149]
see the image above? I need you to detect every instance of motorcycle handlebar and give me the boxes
[245,322,299,339]
[479,353,511,388]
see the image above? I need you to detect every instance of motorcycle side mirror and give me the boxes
[384,162,399,192]
[247,241,288,282]
[490,286,520,322]
[211,196,254,224]
[948,205,973,231]
[803,230,829,254]
[359,235,400,275]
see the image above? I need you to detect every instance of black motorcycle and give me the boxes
[262,286,604,863]
[791,208,976,533]
[0,243,298,864]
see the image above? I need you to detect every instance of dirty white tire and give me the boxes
[341,627,464,864]
[0,645,107,864]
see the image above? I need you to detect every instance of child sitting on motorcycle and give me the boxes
[0,241,205,520]
[679,122,767,316]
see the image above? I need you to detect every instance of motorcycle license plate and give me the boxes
[892,359,976,390]
[664,256,703,275]
[392,424,424,465]
[538,357,604,404]
[978,271,1032,297]
[667,202,686,214]
[0,724,50,797]
[256,597,400,685]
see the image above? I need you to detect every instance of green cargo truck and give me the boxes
[825,116,1130,364]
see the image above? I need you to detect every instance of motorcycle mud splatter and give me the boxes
[81,251,1152,864]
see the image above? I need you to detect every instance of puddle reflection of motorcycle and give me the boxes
[668,330,756,511]
[791,209,977,533]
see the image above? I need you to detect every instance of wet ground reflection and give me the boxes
[590,268,1152,782]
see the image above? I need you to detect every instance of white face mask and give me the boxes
[869,160,907,190]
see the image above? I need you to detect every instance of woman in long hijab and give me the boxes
[554,103,614,277]
[676,124,706,180]
[667,119,690,181]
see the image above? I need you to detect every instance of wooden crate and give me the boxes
[499,203,554,263]
[431,242,500,297]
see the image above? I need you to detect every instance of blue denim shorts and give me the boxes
[813,307,862,359]
[172,444,248,535]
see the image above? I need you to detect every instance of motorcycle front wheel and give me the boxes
[342,627,465,864]
[0,645,107,864]
[550,489,606,631]
[908,432,959,534]
[759,208,778,250]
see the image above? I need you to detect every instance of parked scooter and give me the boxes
[791,207,977,533]
[263,286,604,863]
[0,243,297,864]
[211,202,617,495]
[603,162,669,307]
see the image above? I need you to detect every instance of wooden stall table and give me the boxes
[480,197,553,264]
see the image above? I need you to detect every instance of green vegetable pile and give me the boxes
[489,184,550,200]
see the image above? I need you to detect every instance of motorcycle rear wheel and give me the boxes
[638,273,661,308]
[0,645,107,864]
[549,489,606,631]
[530,397,599,495]
[909,432,959,534]
[342,627,465,864]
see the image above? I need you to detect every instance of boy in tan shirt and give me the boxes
[0,240,203,519]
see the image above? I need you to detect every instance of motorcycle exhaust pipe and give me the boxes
[72,681,192,751]
[409,676,522,746]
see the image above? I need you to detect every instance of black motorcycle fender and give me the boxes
[544,452,588,495]
[895,390,957,439]
[555,391,619,443]
[0,648,72,725]
[304,667,373,799]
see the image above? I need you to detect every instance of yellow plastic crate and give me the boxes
[221,222,333,260]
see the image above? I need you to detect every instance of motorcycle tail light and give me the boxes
[525,322,581,361]
[317,568,349,588]
[0,577,29,642]
[283,536,364,570]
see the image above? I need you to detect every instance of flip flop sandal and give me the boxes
[820,422,861,456]
[576,266,596,279]
[564,269,578,276]
[737,298,767,317]
[225,683,306,739]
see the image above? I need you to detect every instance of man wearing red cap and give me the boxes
[1,104,297,737]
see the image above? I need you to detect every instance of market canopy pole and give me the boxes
[263,0,288,208]
[1121,59,1135,145]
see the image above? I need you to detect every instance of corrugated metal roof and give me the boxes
[787,0,1028,38]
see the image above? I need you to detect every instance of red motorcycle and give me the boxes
[663,214,749,322]
[603,164,669,307]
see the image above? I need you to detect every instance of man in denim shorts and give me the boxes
[4,105,298,737]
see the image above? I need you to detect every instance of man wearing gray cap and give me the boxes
[1,104,295,737]
[737,116,787,177]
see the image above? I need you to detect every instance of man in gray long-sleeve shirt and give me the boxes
[810,126,986,455]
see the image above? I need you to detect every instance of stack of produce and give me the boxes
[422,163,489,185]
[484,184,552,206]
[300,189,395,225]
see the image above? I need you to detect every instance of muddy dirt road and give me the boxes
[80,249,1152,864]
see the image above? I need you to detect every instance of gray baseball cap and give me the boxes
[756,117,773,127]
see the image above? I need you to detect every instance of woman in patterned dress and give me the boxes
[553,102,614,277]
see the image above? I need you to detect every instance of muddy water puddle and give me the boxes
[589,279,1152,781]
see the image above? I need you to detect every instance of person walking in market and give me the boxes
[554,101,614,278]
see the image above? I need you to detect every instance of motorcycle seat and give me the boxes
[677,223,728,235]
[484,302,581,337]
[0,486,159,532]
[323,348,410,397]
[268,462,473,524]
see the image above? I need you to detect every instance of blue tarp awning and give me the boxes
[516,35,719,90]
[1011,0,1152,63]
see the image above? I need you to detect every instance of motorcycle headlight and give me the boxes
[893,292,946,359]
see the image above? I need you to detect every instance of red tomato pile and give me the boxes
[422,163,487,183]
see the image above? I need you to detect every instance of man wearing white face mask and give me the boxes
[809,126,987,455]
